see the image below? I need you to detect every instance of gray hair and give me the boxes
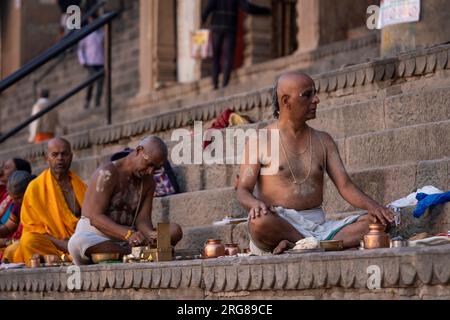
[7,171,35,196]
[272,77,280,119]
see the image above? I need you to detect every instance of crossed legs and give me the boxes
[249,212,372,254]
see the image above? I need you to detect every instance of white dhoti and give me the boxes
[68,217,127,265]
[249,207,364,255]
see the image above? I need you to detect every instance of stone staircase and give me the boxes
[1,42,449,257]
[0,31,380,151]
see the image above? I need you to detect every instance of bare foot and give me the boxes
[272,240,295,255]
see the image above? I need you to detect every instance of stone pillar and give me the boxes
[243,0,273,67]
[296,0,320,52]
[1,0,22,78]
[0,0,60,79]
[381,0,450,56]
[137,0,176,98]
[176,0,201,83]
[296,0,376,53]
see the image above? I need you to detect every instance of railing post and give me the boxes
[105,21,112,125]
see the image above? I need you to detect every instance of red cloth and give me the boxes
[203,108,233,149]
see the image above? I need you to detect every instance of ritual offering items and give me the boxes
[91,253,120,264]
[319,240,344,251]
[123,223,173,263]
[390,239,408,248]
[224,243,240,256]
[203,239,225,258]
[155,223,173,262]
[44,254,60,266]
[29,254,41,268]
[364,224,390,249]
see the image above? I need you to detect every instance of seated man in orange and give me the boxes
[14,138,87,266]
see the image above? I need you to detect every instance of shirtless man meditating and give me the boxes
[236,72,394,255]
[69,136,182,265]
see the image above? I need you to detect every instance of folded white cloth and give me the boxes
[389,185,444,208]
[249,206,363,255]
[408,236,450,247]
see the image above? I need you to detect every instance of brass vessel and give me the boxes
[203,239,225,258]
[364,224,390,249]
[44,254,60,265]
[224,243,240,256]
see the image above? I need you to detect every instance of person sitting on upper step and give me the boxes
[236,71,395,255]
[13,138,87,266]
[68,136,183,265]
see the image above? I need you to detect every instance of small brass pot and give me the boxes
[203,239,225,258]
[224,243,240,256]
[44,254,60,265]
[30,258,41,268]
[364,224,390,249]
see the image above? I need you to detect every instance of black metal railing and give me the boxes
[0,71,104,143]
[32,0,109,100]
[0,10,119,143]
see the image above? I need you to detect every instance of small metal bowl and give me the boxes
[44,254,60,265]
[390,240,408,248]
[91,253,120,264]
[319,240,344,251]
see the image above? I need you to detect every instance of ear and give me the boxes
[281,94,290,109]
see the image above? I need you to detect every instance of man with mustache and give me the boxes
[237,72,395,255]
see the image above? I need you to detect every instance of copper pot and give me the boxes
[44,254,60,265]
[364,224,390,249]
[30,258,41,268]
[203,239,225,258]
[224,243,240,256]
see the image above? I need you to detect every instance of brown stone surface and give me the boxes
[346,120,450,170]
[152,187,246,228]
[1,245,450,299]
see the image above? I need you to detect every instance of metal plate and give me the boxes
[285,248,325,254]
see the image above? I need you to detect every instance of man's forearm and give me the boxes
[340,183,380,210]
[90,215,130,241]
[236,187,262,210]
[45,235,68,253]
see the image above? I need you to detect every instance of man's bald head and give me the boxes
[47,138,72,153]
[138,136,168,159]
[133,136,168,178]
[46,138,73,176]
[272,72,315,119]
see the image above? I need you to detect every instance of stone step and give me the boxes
[312,85,450,140]
[154,158,448,229]
[344,119,450,171]
[173,202,450,254]
[151,187,247,230]
[174,225,236,255]
[323,158,450,214]
[2,78,450,168]
[35,156,449,218]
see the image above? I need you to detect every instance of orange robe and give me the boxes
[13,169,86,266]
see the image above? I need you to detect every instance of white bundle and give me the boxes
[293,237,319,250]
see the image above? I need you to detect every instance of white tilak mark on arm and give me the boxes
[96,170,112,192]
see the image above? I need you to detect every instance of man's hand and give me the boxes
[44,235,69,252]
[128,231,147,247]
[248,201,275,220]
[367,204,395,226]
[145,230,157,247]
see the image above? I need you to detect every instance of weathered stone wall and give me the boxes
[1,245,449,300]
[0,0,140,148]
[381,0,450,56]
